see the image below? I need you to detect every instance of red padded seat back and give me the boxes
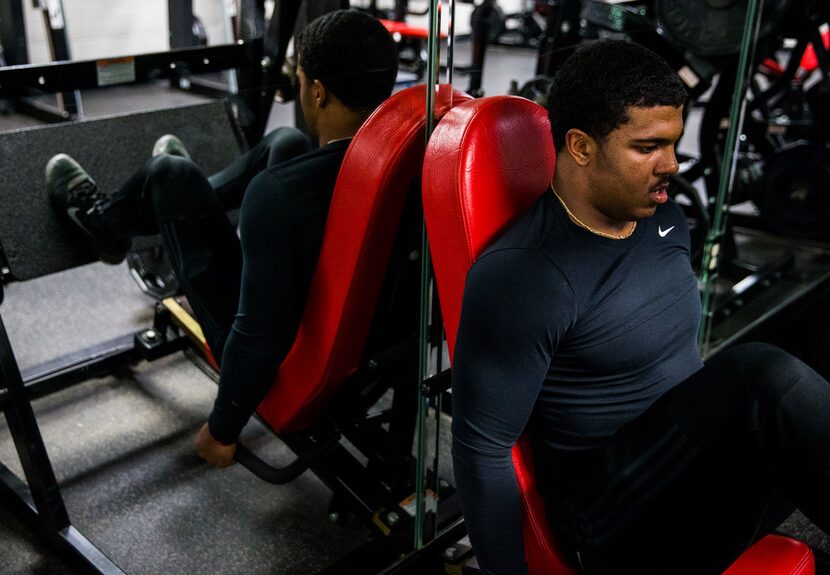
[723,535,815,575]
[423,96,575,575]
[422,96,556,353]
[423,96,815,575]
[257,84,470,433]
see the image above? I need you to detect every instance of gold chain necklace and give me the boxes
[550,183,636,240]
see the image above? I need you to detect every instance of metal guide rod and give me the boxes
[415,0,442,551]
[698,0,765,353]
[446,0,456,86]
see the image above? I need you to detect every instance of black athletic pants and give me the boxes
[100,127,311,357]
[536,342,830,575]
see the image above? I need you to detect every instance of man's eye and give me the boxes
[639,145,657,153]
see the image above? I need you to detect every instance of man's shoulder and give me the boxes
[246,144,348,203]
[470,192,565,279]
[264,143,347,183]
[480,192,556,255]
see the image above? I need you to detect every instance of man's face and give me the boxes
[587,105,684,222]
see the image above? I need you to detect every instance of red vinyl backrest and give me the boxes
[723,535,815,575]
[423,96,555,357]
[423,96,579,575]
[257,84,471,433]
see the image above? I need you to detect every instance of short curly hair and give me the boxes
[296,9,399,114]
[547,40,687,151]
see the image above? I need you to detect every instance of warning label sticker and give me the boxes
[399,489,438,517]
[96,57,136,87]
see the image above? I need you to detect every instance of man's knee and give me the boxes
[263,127,312,165]
[146,154,201,190]
[144,155,215,220]
[727,342,818,406]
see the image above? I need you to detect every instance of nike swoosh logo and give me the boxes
[67,206,97,239]
[658,225,675,238]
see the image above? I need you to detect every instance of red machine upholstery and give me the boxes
[801,29,829,73]
[422,96,556,354]
[379,18,443,40]
[724,535,816,575]
[422,95,815,575]
[256,84,470,433]
[512,435,581,575]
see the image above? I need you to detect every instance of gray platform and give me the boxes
[0,100,242,280]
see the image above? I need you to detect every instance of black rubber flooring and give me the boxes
[0,261,374,575]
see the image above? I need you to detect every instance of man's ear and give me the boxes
[564,129,595,166]
[312,79,328,108]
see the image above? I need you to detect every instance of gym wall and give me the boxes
[20,0,233,64]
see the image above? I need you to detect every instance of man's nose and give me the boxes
[656,148,679,175]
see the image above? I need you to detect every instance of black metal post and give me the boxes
[0,313,70,534]
[168,0,196,48]
[0,0,28,65]
[535,0,581,77]
[35,0,82,117]
[467,0,495,97]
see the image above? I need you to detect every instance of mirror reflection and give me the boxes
[419,0,830,573]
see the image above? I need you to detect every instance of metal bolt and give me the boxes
[144,329,159,341]
[328,512,340,523]
[386,512,399,526]
[409,250,419,261]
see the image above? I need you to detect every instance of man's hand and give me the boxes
[195,422,237,468]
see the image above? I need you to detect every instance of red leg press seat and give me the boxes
[421,95,815,575]
[256,83,470,434]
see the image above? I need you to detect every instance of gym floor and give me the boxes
[1,39,829,574]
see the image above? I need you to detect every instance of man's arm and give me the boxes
[200,174,302,463]
[452,249,572,575]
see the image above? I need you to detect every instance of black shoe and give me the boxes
[46,153,130,264]
[152,134,190,159]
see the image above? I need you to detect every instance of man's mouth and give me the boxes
[649,181,670,204]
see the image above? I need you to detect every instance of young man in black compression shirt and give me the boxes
[46,10,398,468]
[452,40,830,575]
